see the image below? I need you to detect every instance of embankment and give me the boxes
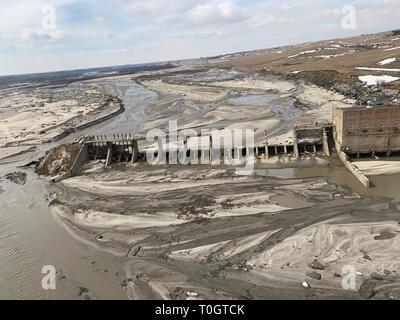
[48,97,125,143]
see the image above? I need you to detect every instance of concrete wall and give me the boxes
[322,128,330,156]
[71,144,89,176]
[131,140,139,164]
[333,107,344,143]
[105,144,113,167]
[335,140,370,188]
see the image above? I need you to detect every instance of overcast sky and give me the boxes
[0,0,399,76]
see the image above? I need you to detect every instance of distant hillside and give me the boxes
[213,29,400,105]
[0,63,175,89]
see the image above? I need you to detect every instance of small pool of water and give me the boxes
[260,166,400,201]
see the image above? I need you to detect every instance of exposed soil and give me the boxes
[36,143,81,176]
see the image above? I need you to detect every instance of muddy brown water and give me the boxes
[0,162,128,299]
[0,79,156,299]
[262,167,400,201]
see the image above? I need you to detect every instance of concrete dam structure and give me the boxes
[44,103,397,189]
[85,134,139,166]
[53,134,139,182]
[42,122,374,189]
[50,125,333,182]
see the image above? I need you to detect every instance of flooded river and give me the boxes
[1,75,400,299]
[0,162,128,299]
[0,79,155,299]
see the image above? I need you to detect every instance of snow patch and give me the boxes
[358,75,400,86]
[288,50,318,59]
[356,67,400,72]
[313,50,355,59]
[314,55,335,59]
[385,46,400,52]
[378,58,396,65]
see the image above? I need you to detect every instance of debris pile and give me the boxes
[36,143,81,177]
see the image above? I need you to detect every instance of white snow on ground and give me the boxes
[312,50,355,59]
[359,75,400,86]
[378,58,396,65]
[385,46,400,51]
[356,67,400,72]
[314,55,335,59]
[287,50,318,59]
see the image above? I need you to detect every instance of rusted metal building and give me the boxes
[333,105,400,155]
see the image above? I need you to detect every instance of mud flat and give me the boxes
[48,160,400,300]
[0,146,36,161]
[138,69,353,145]
[0,80,123,159]
[37,67,400,300]
[2,63,400,300]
